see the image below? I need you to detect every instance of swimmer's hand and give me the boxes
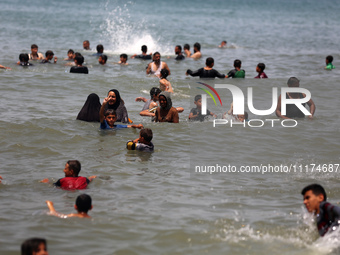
[129,124,143,129]
[40,178,49,183]
[54,57,57,63]
[135,97,147,102]
[88,176,97,182]
[103,97,109,105]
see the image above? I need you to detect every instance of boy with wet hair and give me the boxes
[189,94,216,121]
[40,160,96,190]
[70,55,88,74]
[100,108,143,130]
[29,44,44,60]
[46,194,93,218]
[135,87,161,116]
[17,53,33,66]
[301,184,340,236]
[325,55,335,70]
[126,128,154,152]
[41,50,57,64]
[64,49,75,61]
[118,53,128,65]
[98,54,108,65]
[226,59,245,78]
[254,63,268,78]
[95,44,104,55]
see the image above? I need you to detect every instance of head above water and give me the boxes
[159,91,172,110]
[194,42,201,52]
[326,55,333,64]
[206,57,214,67]
[21,238,48,255]
[83,40,90,50]
[301,184,327,201]
[140,128,153,143]
[66,160,81,176]
[150,87,161,99]
[76,194,92,213]
[175,45,182,54]
[160,68,169,79]
[257,63,265,72]
[74,55,84,65]
[287,77,300,87]
[234,59,242,68]
[141,45,147,53]
[96,44,104,53]
[19,53,29,63]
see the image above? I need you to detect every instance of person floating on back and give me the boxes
[46,194,92,218]
[325,55,335,70]
[189,95,216,121]
[40,160,96,190]
[254,63,268,78]
[226,59,245,78]
[186,57,225,79]
[126,128,154,152]
[301,184,340,236]
[70,55,88,74]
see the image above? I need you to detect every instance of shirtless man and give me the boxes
[146,52,171,78]
[190,42,202,59]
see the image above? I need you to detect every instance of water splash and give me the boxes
[100,0,166,55]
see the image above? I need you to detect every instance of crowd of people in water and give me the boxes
[0,39,337,253]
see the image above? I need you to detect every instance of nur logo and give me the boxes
[196,82,223,115]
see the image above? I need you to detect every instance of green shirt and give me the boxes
[325,63,335,70]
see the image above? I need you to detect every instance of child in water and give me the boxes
[254,63,268,78]
[325,55,335,70]
[189,95,216,121]
[21,238,48,255]
[100,108,143,130]
[17,53,33,66]
[40,160,96,190]
[159,68,173,93]
[126,128,154,152]
[98,55,108,65]
[46,194,92,218]
[118,54,128,65]
[64,49,75,61]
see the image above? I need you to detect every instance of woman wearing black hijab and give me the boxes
[76,93,101,122]
[102,89,129,123]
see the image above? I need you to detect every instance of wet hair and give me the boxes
[67,160,81,176]
[74,52,82,58]
[153,52,160,57]
[68,49,74,54]
[21,238,47,255]
[75,55,84,65]
[31,44,38,49]
[194,94,201,102]
[45,50,54,57]
[257,63,265,72]
[120,53,128,59]
[150,87,161,98]
[176,45,182,51]
[19,53,29,62]
[141,45,147,53]
[222,40,227,44]
[140,128,153,142]
[287,77,300,87]
[206,57,214,67]
[160,68,169,79]
[194,42,201,51]
[96,44,104,53]
[234,59,242,68]
[76,194,92,213]
[184,44,190,50]
[326,55,333,63]
[100,54,108,63]
[83,40,89,44]
[301,184,327,201]
[104,109,117,117]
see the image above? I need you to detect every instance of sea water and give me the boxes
[1,0,340,254]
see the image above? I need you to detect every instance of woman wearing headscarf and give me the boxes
[101,89,130,123]
[154,92,179,123]
[76,93,101,122]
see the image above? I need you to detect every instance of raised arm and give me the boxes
[99,97,109,123]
